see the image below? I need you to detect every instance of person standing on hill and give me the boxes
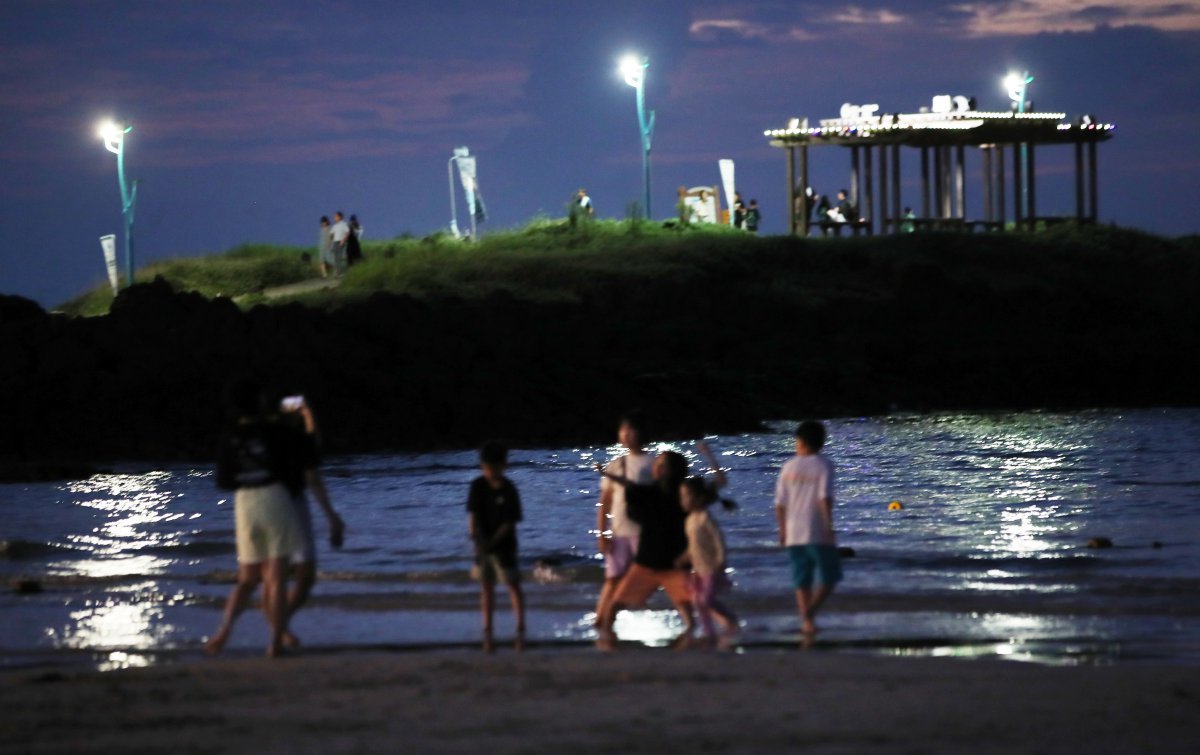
[330,211,350,275]
[317,216,334,278]
[346,214,364,267]
[744,199,761,233]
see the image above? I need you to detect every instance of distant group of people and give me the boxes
[570,187,762,233]
[798,188,860,236]
[316,212,364,277]
[797,189,919,236]
[207,395,840,656]
[731,191,761,233]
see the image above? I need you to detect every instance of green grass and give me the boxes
[53,220,1198,316]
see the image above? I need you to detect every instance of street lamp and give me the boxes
[97,120,138,288]
[1004,71,1034,223]
[619,54,655,219]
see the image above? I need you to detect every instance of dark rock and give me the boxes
[10,578,42,594]
[1087,537,1114,549]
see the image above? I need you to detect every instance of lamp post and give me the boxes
[98,120,138,288]
[1005,71,1033,223]
[619,54,655,219]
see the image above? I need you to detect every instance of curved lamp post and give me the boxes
[619,54,655,219]
[98,120,138,288]
[1005,71,1034,222]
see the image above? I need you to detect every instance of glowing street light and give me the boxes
[97,119,138,288]
[1004,71,1033,111]
[619,54,655,218]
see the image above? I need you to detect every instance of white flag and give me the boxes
[456,156,478,220]
[719,159,736,226]
[99,234,119,294]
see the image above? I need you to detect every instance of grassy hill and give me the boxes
[9,220,1197,465]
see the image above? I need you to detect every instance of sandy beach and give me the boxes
[1,647,1196,754]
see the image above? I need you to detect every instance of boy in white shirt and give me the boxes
[774,421,841,637]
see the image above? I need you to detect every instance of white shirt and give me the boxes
[600,452,654,538]
[330,220,350,244]
[774,453,835,546]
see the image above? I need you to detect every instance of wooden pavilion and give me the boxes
[764,97,1115,236]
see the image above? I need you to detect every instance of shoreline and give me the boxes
[2,647,1196,753]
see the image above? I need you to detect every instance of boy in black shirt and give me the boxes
[467,441,526,652]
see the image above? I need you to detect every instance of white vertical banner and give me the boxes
[456,156,478,220]
[718,159,736,226]
[99,234,119,294]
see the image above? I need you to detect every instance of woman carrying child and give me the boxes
[596,450,693,650]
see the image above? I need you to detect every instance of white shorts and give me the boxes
[604,535,638,580]
[234,483,307,565]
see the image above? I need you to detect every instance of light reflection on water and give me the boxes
[2,409,1197,665]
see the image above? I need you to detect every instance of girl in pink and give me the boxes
[677,444,739,647]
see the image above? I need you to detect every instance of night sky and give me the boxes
[3,1,1198,306]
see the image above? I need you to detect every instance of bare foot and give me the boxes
[802,618,817,636]
[266,642,286,659]
[281,631,301,648]
[668,633,696,651]
[595,629,617,652]
[204,630,229,656]
[482,632,495,654]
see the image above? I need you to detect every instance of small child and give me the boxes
[677,472,739,648]
[467,441,526,652]
[775,421,840,638]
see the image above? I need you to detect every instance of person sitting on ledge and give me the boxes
[834,190,859,235]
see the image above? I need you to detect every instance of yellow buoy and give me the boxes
[888,501,903,511]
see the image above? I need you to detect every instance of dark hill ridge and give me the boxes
[2,227,1198,469]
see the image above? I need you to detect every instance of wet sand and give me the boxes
[1,648,1196,754]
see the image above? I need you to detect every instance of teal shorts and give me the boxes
[787,545,842,589]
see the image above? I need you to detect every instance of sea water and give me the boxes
[1,409,1197,669]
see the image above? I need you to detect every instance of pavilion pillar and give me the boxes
[1027,143,1037,227]
[982,146,993,224]
[1013,142,1024,230]
[863,146,874,235]
[786,145,797,236]
[1074,142,1085,222]
[798,144,810,237]
[941,147,953,223]
[920,147,930,221]
[995,144,1006,228]
[879,144,890,233]
[933,147,944,225]
[850,146,861,207]
[955,145,966,221]
[1088,141,1099,222]
[891,144,901,228]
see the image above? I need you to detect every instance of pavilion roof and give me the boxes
[765,108,1115,148]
